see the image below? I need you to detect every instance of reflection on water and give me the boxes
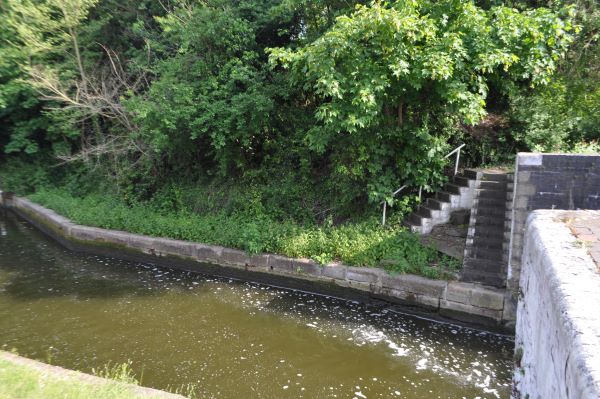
[0,212,513,398]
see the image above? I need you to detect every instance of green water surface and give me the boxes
[0,212,513,398]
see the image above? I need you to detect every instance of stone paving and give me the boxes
[419,222,468,259]
[564,211,600,272]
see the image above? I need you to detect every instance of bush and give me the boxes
[28,188,458,279]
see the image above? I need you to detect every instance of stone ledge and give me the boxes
[3,195,511,331]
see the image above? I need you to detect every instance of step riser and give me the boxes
[477,190,509,200]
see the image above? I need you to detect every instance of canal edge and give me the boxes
[1,193,513,333]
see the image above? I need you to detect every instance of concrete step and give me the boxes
[452,175,473,187]
[426,198,451,211]
[402,220,422,234]
[463,169,479,180]
[416,206,432,218]
[436,191,460,203]
[444,183,463,195]
[408,213,424,226]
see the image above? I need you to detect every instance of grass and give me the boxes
[27,189,460,279]
[0,354,155,399]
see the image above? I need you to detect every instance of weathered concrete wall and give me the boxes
[2,194,513,331]
[507,153,600,319]
[514,210,600,399]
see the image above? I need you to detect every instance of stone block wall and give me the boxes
[508,153,600,303]
[514,210,600,399]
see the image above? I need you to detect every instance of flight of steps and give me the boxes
[460,171,513,288]
[404,172,477,235]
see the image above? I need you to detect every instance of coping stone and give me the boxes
[153,237,195,258]
[291,258,322,277]
[221,247,250,266]
[194,244,224,263]
[440,299,503,320]
[321,263,347,280]
[248,254,270,269]
[383,274,446,297]
[269,255,294,273]
[470,286,505,310]
[519,153,543,166]
[346,267,381,284]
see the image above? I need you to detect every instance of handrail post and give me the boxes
[382,202,387,226]
[454,147,461,175]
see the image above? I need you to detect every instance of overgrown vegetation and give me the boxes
[29,188,460,278]
[0,353,161,399]
[1,0,598,276]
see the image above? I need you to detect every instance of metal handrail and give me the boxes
[444,143,466,176]
[381,143,465,226]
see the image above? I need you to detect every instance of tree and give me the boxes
[269,0,575,202]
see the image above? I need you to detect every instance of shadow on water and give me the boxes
[0,212,184,300]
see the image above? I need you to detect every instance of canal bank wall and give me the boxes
[514,210,600,399]
[1,193,512,331]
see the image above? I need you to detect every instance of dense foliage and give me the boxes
[0,0,597,273]
[29,188,459,277]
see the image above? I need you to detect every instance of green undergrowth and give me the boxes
[0,355,157,399]
[28,189,460,279]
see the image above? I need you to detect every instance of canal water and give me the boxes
[0,212,513,398]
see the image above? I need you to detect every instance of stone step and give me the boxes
[460,270,506,287]
[481,172,508,182]
[474,197,507,207]
[464,258,504,273]
[471,222,505,234]
[475,205,508,217]
[469,228,505,241]
[479,181,508,190]
[469,235,505,250]
[477,189,509,199]
[465,247,504,261]
[473,215,506,227]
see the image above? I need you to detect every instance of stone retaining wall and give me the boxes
[508,153,600,310]
[514,210,600,398]
[2,194,512,331]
